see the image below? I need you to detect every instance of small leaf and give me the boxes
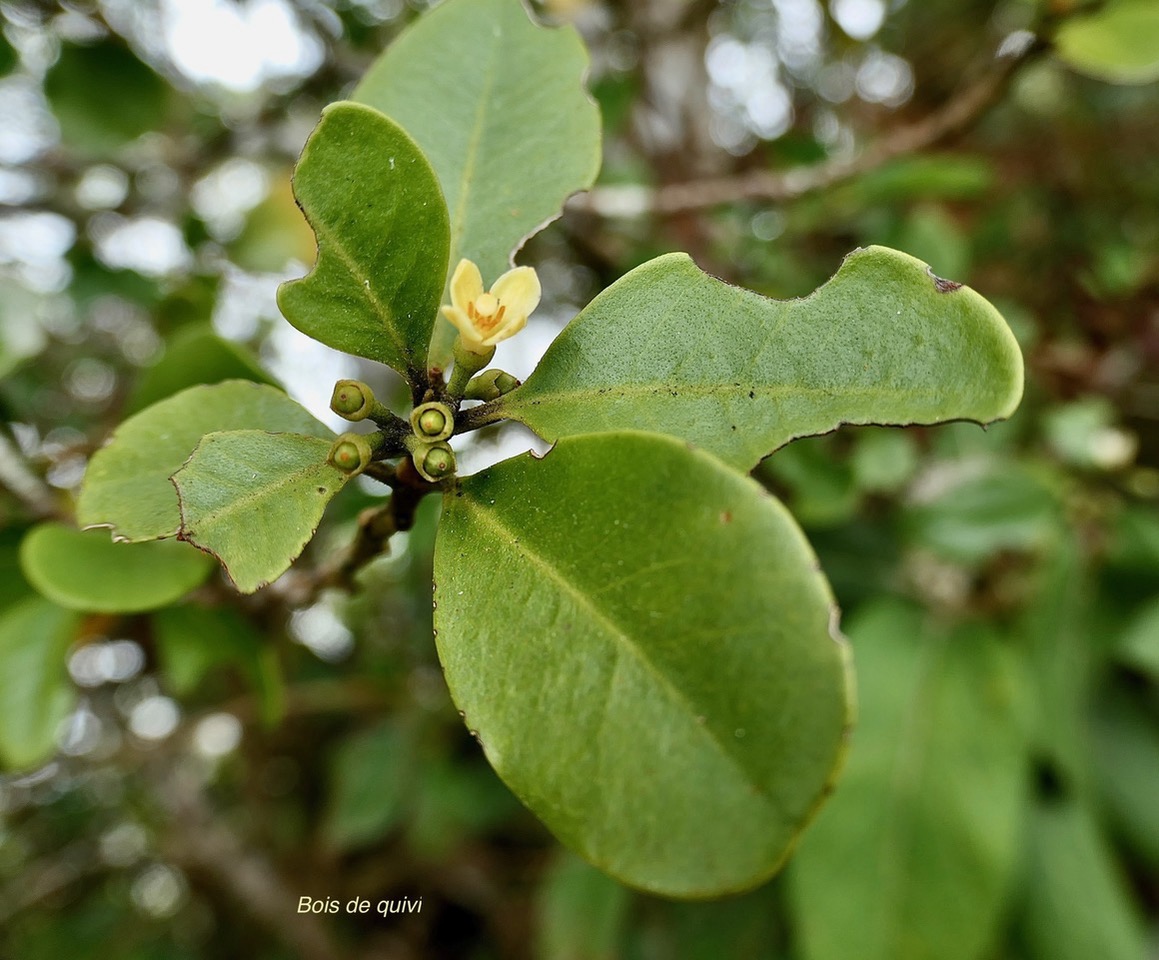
[77,380,333,542]
[277,101,450,381]
[172,431,348,593]
[790,600,1027,960]
[353,0,601,368]
[1092,693,1159,870]
[20,524,212,613]
[0,597,78,770]
[1116,597,1159,681]
[537,854,630,960]
[1055,0,1159,85]
[153,604,284,724]
[127,324,280,414]
[324,721,411,852]
[498,247,1023,471]
[1017,799,1147,960]
[434,432,851,897]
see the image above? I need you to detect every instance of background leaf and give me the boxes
[277,101,450,381]
[172,430,348,593]
[153,604,284,725]
[498,247,1023,471]
[43,40,169,153]
[0,597,78,770]
[1016,799,1147,960]
[433,431,851,897]
[537,854,630,960]
[20,523,212,614]
[126,324,279,415]
[790,600,1027,960]
[1055,0,1159,85]
[77,381,332,542]
[353,0,601,368]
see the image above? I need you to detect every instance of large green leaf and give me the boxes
[20,524,212,614]
[433,432,851,897]
[0,597,78,770]
[1055,0,1159,85]
[277,101,450,381]
[172,431,348,593]
[353,0,601,368]
[77,380,332,543]
[1017,799,1147,960]
[790,600,1027,960]
[498,247,1023,471]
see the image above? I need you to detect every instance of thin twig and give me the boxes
[570,35,1047,218]
[160,770,347,960]
[0,431,60,520]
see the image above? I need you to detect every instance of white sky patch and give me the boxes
[90,214,192,277]
[0,78,58,164]
[831,0,887,42]
[191,158,270,240]
[856,48,914,106]
[158,0,324,93]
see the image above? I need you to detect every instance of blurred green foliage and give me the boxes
[1,0,1157,958]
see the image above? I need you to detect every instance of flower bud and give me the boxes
[409,400,454,442]
[328,432,374,474]
[330,380,375,421]
[412,441,456,482]
[464,369,521,402]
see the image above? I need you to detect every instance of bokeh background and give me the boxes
[1,0,1158,958]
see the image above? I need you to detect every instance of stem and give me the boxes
[453,400,508,436]
[570,36,1047,218]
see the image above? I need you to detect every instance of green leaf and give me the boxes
[172,431,348,593]
[153,604,284,724]
[77,381,333,543]
[0,597,78,770]
[790,600,1027,960]
[1055,0,1159,85]
[43,40,169,153]
[1117,597,1159,680]
[1017,799,1147,960]
[353,0,601,368]
[1091,692,1159,870]
[126,324,280,415]
[20,523,212,614]
[277,101,450,381]
[498,247,1023,471]
[0,32,17,77]
[324,721,411,852]
[905,462,1061,564]
[433,432,851,897]
[537,854,630,960]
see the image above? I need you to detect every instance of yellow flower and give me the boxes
[442,259,541,355]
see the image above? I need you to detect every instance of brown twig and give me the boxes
[160,771,347,960]
[570,34,1047,218]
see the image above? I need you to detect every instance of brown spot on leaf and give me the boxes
[927,265,963,293]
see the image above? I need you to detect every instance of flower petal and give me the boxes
[491,266,541,320]
[441,305,477,342]
[448,259,484,312]
[481,310,528,347]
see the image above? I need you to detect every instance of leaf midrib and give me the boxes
[456,493,785,817]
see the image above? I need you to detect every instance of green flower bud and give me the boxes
[464,369,521,402]
[328,432,374,475]
[410,400,454,442]
[330,380,374,421]
[412,441,456,482]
